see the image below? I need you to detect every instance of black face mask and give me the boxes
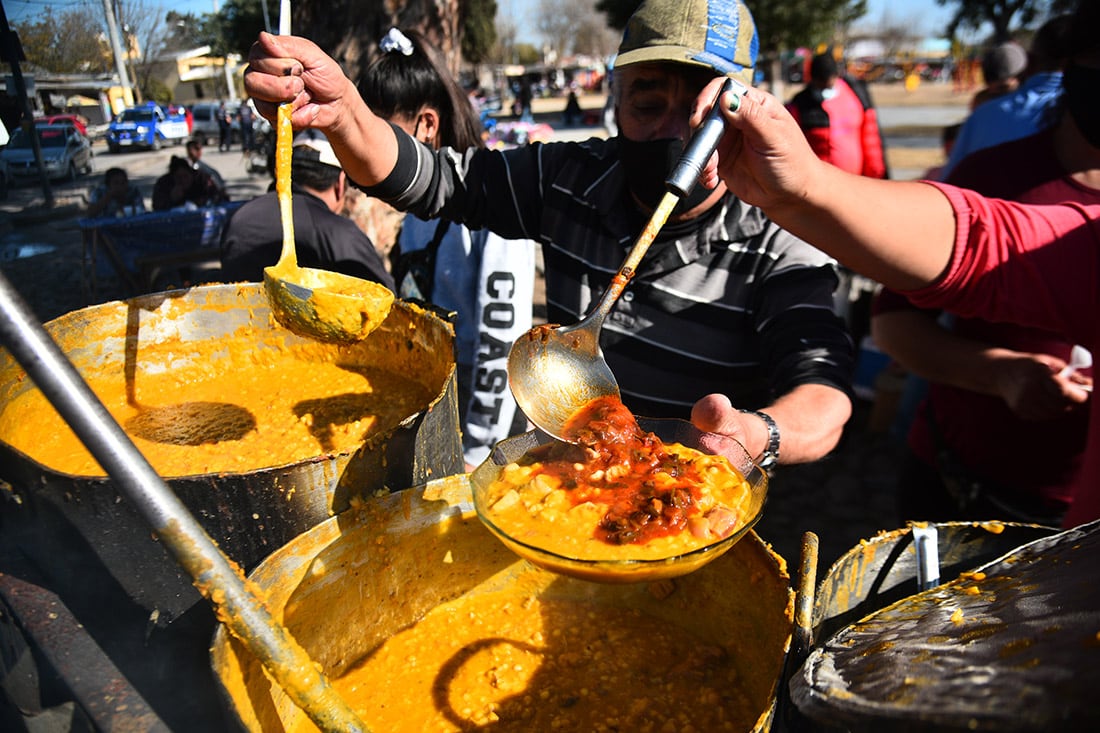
[1062,63,1100,150]
[617,135,718,215]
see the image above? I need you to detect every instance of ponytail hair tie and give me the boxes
[380,27,414,56]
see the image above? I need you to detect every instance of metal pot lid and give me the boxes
[791,518,1100,731]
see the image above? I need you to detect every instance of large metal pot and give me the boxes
[810,521,1059,644]
[211,477,794,732]
[0,283,462,620]
[787,521,1092,732]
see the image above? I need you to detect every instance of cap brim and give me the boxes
[614,45,752,83]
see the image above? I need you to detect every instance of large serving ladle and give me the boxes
[0,270,369,731]
[508,78,742,441]
[263,103,394,344]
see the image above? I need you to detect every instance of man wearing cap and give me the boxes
[219,130,394,289]
[242,0,855,471]
[938,17,1072,180]
[971,41,1029,110]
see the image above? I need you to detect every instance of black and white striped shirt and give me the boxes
[365,127,854,419]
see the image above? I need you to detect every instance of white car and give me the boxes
[1,122,94,182]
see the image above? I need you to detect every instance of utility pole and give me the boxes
[101,0,134,108]
[0,2,53,207]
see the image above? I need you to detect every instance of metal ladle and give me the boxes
[508,78,743,440]
[263,103,394,344]
[0,271,369,732]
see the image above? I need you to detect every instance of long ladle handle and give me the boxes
[0,271,368,733]
[577,78,741,331]
[275,102,297,269]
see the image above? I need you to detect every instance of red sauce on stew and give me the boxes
[528,396,707,545]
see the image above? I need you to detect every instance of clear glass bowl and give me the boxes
[470,418,768,583]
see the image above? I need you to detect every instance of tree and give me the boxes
[217,0,268,58]
[494,15,520,65]
[13,6,111,74]
[935,0,1077,42]
[290,0,463,82]
[537,0,618,60]
[750,1,867,62]
[462,0,498,67]
[159,11,221,54]
[116,0,179,104]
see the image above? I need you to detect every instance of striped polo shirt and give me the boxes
[365,126,855,419]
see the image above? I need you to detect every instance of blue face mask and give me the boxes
[1062,63,1100,149]
[617,135,717,215]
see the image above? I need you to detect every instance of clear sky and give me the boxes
[7,0,959,41]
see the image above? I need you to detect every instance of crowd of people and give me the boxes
[73,0,1096,540]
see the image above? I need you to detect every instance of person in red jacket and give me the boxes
[787,52,888,179]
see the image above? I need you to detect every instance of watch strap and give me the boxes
[739,409,780,471]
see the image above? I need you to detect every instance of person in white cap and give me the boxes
[243,0,856,473]
[219,129,393,289]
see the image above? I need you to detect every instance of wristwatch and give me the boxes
[739,409,780,472]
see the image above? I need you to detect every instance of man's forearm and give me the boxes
[771,169,957,292]
[762,383,852,464]
[873,310,1009,396]
[323,84,401,189]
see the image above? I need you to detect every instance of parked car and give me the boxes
[189,100,239,146]
[190,100,269,148]
[0,122,94,183]
[35,113,90,137]
[105,102,189,153]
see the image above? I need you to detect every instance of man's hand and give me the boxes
[244,32,358,133]
[691,385,852,466]
[691,78,823,213]
[993,352,1092,421]
[691,393,768,462]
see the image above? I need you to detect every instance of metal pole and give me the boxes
[260,0,272,34]
[0,270,369,733]
[101,0,133,104]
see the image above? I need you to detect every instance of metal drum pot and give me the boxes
[0,283,462,620]
[810,521,1059,644]
[211,477,794,732]
[787,521,1092,732]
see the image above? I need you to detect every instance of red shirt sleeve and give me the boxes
[903,183,1100,346]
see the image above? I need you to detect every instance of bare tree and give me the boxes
[537,0,616,60]
[574,12,620,59]
[495,16,520,65]
[869,13,924,60]
[536,0,574,61]
[114,0,181,103]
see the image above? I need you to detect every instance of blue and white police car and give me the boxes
[106,102,190,153]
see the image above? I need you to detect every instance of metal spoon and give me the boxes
[508,78,742,441]
[263,103,394,343]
